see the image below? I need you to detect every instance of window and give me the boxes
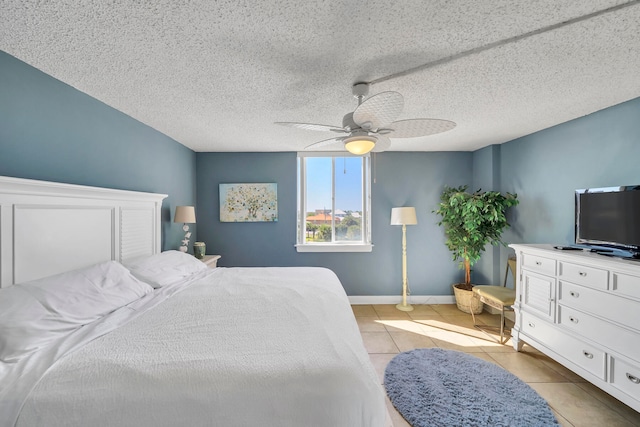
[296,152,372,252]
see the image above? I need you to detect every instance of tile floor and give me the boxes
[352,304,640,427]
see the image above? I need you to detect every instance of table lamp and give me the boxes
[174,206,196,253]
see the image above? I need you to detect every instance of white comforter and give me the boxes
[14,267,387,427]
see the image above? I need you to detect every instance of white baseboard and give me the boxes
[348,295,456,305]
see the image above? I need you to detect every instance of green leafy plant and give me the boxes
[434,185,519,290]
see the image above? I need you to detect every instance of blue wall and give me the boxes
[0,51,197,250]
[472,97,640,283]
[196,151,473,296]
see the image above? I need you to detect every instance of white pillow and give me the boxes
[124,250,208,288]
[0,261,153,363]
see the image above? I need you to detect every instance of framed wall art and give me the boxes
[219,183,278,222]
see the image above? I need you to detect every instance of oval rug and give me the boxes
[384,348,558,427]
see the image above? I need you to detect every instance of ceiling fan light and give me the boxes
[344,136,376,155]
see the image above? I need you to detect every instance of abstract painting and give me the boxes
[219,183,278,222]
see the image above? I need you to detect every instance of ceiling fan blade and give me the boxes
[305,136,347,150]
[372,135,391,152]
[275,122,346,133]
[389,118,456,138]
[353,91,404,130]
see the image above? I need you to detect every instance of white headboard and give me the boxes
[0,176,167,288]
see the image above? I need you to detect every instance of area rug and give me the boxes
[384,348,558,427]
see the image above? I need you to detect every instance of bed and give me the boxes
[0,177,388,427]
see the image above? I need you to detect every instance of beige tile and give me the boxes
[470,352,501,365]
[371,304,414,319]
[372,304,404,314]
[488,352,572,383]
[377,319,428,334]
[352,305,378,318]
[375,311,413,320]
[389,331,438,352]
[427,330,486,353]
[531,383,638,427]
[410,315,458,333]
[574,382,640,425]
[540,357,588,383]
[470,334,545,354]
[552,409,575,427]
[356,316,387,332]
[430,303,466,315]
[360,331,399,354]
[384,395,411,427]
[406,304,439,316]
[440,314,479,329]
[467,335,517,352]
[369,353,396,384]
[438,315,507,340]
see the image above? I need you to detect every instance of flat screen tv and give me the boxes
[575,185,640,257]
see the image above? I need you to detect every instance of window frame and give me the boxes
[296,152,373,253]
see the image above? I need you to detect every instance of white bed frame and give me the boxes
[0,176,167,288]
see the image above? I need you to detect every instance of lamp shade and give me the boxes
[390,207,417,225]
[174,206,196,223]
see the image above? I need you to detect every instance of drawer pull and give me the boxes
[583,351,594,359]
[569,291,579,298]
[626,374,640,384]
[535,261,542,266]
[528,322,535,328]
[579,271,587,277]
[569,316,579,324]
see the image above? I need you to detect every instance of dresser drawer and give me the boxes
[612,271,640,300]
[521,311,606,380]
[558,261,608,290]
[559,281,640,328]
[558,305,640,360]
[610,356,640,402]
[522,253,556,276]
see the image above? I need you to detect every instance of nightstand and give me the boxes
[201,255,221,268]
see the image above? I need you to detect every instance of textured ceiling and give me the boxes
[1,1,639,152]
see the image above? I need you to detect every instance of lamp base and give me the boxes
[396,303,414,312]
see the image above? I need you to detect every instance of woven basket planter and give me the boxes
[452,284,483,314]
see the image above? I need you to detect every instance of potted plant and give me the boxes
[434,185,519,314]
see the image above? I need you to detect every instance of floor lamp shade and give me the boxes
[174,206,196,252]
[390,207,417,225]
[391,207,417,312]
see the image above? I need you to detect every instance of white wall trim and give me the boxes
[348,295,456,305]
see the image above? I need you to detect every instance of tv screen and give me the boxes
[575,186,640,253]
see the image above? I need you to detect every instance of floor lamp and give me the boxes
[391,207,417,312]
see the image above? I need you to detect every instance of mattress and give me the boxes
[12,266,387,426]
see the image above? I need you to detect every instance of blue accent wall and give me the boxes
[196,151,473,296]
[0,51,196,250]
[472,97,640,284]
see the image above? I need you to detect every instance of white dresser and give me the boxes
[510,244,640,412]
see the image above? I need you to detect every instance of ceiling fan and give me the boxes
[275,83,456,155]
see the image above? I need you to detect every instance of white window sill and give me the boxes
[295,243,373,253]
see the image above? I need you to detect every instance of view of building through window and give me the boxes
[302,156,366,243]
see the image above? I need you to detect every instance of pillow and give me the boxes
[124,250,208,288]
[0,261,153,363]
